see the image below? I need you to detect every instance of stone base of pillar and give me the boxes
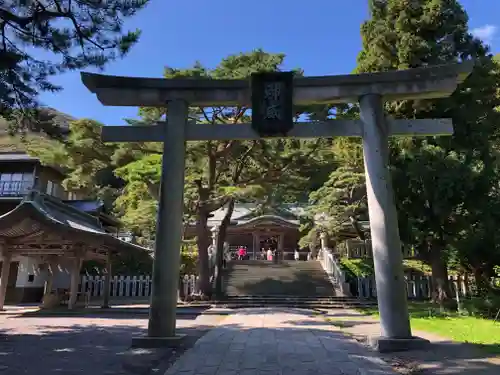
[131,334,187,348]
[368,336,430,353]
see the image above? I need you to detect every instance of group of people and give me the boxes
[235,246,279,261]
[262,248,278,261]
[222,244,311,266]
[234,246,310,261]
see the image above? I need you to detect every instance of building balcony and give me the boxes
[0,180,34,197]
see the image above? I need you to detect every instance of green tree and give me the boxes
[308,138,366,240]
[357,0,500,302]
[1,1,148,129]
[115,50,323,296]
[28,118,119,203]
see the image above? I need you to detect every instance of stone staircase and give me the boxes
[221,260,376,308]
[223,260,334,297]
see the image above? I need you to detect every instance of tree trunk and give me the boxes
[429,245,453,309]
[195,210,211,296]
[213,199,235,297]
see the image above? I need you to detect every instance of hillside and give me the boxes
[0,108,74,153]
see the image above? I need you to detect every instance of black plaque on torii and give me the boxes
[251,71,294,137]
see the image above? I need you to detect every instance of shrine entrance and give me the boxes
[258,235,279,260]
[221,214,300,261]
[81,61,472,351]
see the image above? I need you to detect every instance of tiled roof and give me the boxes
[207,203,307,226]
[0,191,149,257]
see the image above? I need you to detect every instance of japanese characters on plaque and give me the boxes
[251,72,294,137]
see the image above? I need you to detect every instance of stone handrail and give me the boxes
[319,247,351,296]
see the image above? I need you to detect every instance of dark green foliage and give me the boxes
[28,118,118,203]
[355,0,500,299]
[308,138,366,238]
[82,248,153,276]
[0,1,148,130]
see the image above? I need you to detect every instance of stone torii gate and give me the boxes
[81,61,472,351]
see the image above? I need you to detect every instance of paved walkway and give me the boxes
[321,309,500,375]
[166,307,396,375]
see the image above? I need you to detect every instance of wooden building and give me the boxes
[187,204,306,260]
[0,152,148,308]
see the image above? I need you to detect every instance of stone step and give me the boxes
[222,259,337,297]
[214,295,377,309]
[223,295,359,301]
[212,302,375,309]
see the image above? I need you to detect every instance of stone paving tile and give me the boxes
[165,307,396,375]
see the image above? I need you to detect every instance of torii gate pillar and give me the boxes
[145,100,187,344]
[360,94,414,350]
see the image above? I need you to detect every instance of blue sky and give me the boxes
[39,0,500,125]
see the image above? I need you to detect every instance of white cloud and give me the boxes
[471,24,498,44]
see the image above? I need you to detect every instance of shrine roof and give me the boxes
[65,199,104,213]
[233,214,299,229]
[207,203,306,227]
[64,199,122,228]
[0,191,149,258]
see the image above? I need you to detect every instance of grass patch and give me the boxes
[357,301,500,354]
[339,258,433,278]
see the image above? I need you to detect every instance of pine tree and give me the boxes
[309,138,367,238]
[0,1,148,129]
[357,0,500,301]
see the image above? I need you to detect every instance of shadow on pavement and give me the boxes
[0,321,215,375]
[317,315,500,375]
[14,306,214,320]
[322,311,372,318]
[1,307,499,375]
[286,318,380,328]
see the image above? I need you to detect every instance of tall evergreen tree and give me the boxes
[356,0,500,301]
[308,138,367,239]
[0,1,148,130]
[114,50,322,295]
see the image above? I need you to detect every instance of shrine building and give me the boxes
[0,151,148,308]
[184,204,368,260]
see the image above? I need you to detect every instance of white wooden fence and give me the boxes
[80,274,202,300]
[336,240,416,259]
[356,274,473,299]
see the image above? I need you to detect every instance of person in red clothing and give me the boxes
[238,246,247,260]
